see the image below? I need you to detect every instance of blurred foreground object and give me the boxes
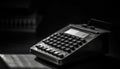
[0,54,51,69]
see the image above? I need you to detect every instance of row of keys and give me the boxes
[43,40,72,53]
[44,33,83,45]
[50,33,81,40]
[47,39,86,45]
[35,44,64,58]
[43,33,86,53]
[43,41,82,53]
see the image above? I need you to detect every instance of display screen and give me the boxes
[65,28,89,38]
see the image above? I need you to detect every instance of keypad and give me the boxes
[43,33,86,53]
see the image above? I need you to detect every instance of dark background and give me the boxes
[0,0,114,56]
[0,0,119,69]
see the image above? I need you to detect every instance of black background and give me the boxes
[0,0,120,69]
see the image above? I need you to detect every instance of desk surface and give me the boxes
[0,54,120,69]
[0,32,120,69]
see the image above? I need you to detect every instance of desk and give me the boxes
[0,32,120,69]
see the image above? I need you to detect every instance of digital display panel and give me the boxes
[65,28,89,38]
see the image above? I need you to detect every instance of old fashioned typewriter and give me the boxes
[30,23,110,65]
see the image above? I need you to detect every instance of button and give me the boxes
[61,42,65,45]
[54,51,59,55]
[48,42,54,45]
[60,39,65,42]
[72,43,79,48]
[49,50,55,54]
[60,46,66,50]
[58,54,64,58]
[72,43,78,46]
[69,46,75,50]
[49,38,54,41]
[37,46,46,51]
[64,36,68,39]
[53,43,57,46]
[50,34,56,38]
[57,37,61,40]
[47,41,52,45]
[68,41,73,44]
[65,48,71,53]
[64,40,69,43]
[60,35,65,38]
[46,48,51,51]
[76,41,81,43]
[64,44,69,47]
[53,40,57,42]
[53,33,58,36]
[35,43,41,46]
[53,36,57,39]
[56,41,61,44]
[42,39,46,42]
[72,39,77,42]
[68,38,73,41]
[56,45,61,48]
